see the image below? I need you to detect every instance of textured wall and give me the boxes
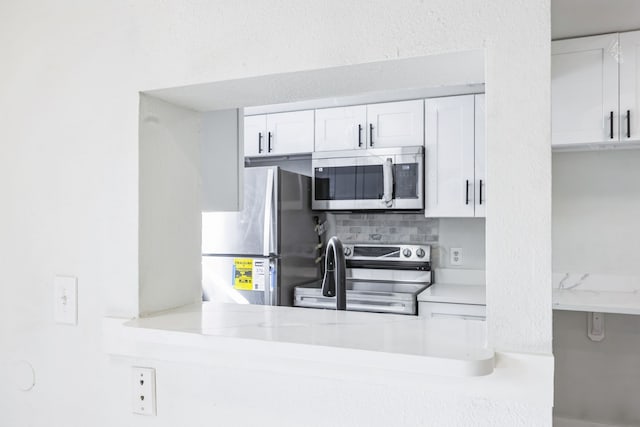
[0,1,551,426]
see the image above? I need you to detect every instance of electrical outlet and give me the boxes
[450,248,463,266]
[54,276,77,325]
[132,367,156,416]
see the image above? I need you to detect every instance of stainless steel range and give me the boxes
[293,243,431,315]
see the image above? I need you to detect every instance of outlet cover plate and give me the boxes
[450,248,463,266]
[54,276,77,325]
[132,367,156,416]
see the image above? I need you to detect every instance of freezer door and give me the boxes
[202,256,274,305]
[202,167,276,256]
[276,169,321,305]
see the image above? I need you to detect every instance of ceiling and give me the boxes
[553,0,640,39]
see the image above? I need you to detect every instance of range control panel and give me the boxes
[342,244,430,262]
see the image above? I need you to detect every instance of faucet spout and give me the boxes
[321,236,347,310]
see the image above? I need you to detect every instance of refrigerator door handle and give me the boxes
[263,168,275,257]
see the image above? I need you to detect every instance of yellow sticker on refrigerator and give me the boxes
[233,258,253,290]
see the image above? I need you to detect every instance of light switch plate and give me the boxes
[54,276,77,325]
[132,367,157,416]
[450,248,463,266]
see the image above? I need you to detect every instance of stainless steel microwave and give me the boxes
[312,146,424,210]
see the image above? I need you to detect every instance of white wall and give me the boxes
[139,95,202,315]
[438,218,486,270]
[201,109,242,212]
[0,1,551,426]
[554,311,640,426]
[553,149,640,425]
[553,150,640,275]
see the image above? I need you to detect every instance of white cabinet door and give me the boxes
[552,33,619,146]
[314,105,367,151]
[266,110,314,155]
[620,30,640,142]
[424,95,475,218]
[474,94,486,218]
[244,115,267,157]
[366,100,424,148]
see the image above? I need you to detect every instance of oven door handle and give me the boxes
[382,157,394,207]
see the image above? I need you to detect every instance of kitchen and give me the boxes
[201,91,487,321]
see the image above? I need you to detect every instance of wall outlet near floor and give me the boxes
[132,367,156,416]
[54,276,78,325]
[450,248,463,266]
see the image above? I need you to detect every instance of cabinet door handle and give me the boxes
[369,124,374,147]
[358,124,363,147]
[627,110,631,139]
[465,180,470,205]
[258,132,263,153]
[479,179,483,205]
[267,131,273,152]
[610,111,614,139]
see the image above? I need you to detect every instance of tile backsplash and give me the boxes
[328,213,438,244]
[325,213,486,270]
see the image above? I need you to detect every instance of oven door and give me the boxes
[312,147,423,210]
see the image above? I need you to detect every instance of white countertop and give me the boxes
[553,289,640,315]
[551,273,640,315]
[418,284,486,305]
[104,302,494,377]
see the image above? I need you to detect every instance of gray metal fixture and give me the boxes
[312,146,424,210]
[320,236,347,310]
[294,243,431,315]
[202,166,319,306]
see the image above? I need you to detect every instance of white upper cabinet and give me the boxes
[552,31,640,146]
[620,30,640,142]
[552,33,619,146]
[315,105,367,151]
[314,100,424,152]
[424,95,476,218]
[474,94,486,218]
[244,111,314,157]
[266,110,314,155]
[366,100,424,148]
[243,114,267,157]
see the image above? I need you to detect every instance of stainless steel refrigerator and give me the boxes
[202,166,319,306]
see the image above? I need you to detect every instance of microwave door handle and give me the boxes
[263,168,275,257]
[382,158,394,207]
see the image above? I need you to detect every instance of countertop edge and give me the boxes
[553,302,640,315]
[552,289,640,315]
[418,284,487,305]
[102,316,495,377]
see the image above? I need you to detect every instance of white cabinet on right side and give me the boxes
[424,94,485,218]
[551,30,640,146]
[620,30,640,142]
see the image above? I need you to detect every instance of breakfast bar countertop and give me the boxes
[103,302,495,377]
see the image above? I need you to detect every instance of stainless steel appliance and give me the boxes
[202,166,319,306]
[294,243,431,315]
[312,146,424,210]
